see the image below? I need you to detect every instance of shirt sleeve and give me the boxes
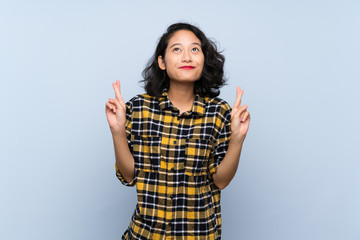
[208,106,232,176]
[115,100,137,187]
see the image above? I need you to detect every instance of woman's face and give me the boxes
[158,30,204,84]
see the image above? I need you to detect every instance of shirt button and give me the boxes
[171,168,175,172]
[170,195,174,200]
[173,140,176,144]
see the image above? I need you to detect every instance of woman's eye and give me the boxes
[173,48,181,52]
[192,47,200,52]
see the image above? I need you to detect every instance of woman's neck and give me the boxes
[168,81,196,114]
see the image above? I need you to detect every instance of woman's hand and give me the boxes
[212,87,250,189]
[105,80,127,134]
[230,86,250,143]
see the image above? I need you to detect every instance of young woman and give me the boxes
[105,22,250,240]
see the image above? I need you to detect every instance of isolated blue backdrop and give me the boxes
[1,0,359,239]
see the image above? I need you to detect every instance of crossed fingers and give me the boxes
[231,86,248,122]
[107,80,126,113]
[112,80,125,104]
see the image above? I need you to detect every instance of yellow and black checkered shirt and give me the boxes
[115,89,232,240]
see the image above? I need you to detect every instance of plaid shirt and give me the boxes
[115,89,232,240]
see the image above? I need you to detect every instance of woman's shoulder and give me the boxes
[126,93,159,103]
[125,93,161,109]
[203,95,232,113]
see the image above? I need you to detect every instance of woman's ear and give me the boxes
[158,55,166,70]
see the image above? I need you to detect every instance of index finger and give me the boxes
[233,86,243,109]
[112,80,123,101]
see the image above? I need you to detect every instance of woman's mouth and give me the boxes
[180,66,195,69]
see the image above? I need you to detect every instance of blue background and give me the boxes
[1,0,359,239]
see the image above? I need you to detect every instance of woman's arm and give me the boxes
[106,80,135,183]
[212,86,250,190]
[112,130,135,183]
[212,137,244,190]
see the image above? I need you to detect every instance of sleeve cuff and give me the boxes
[115,163,136,187]
[208,161,219,176]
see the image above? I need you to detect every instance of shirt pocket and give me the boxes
[184,137,212,176]
[132,134,161,172]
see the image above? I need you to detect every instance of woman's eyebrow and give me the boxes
[169,42,201,48]
[169,43,181,49]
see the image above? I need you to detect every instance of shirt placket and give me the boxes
[161,112,187,238]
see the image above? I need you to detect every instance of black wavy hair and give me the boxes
[141,22,226,98]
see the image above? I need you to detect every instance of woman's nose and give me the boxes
[181,50,192,62]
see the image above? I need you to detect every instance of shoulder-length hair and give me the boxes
[141,22,226,98]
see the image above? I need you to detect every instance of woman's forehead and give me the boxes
[168,30,201,46]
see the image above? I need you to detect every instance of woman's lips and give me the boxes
[180,66,195,69]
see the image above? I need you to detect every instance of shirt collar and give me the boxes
[159,88,205,116]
